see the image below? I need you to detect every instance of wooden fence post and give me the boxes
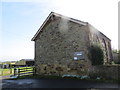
[33,67,35,76]
[18,68,20,78]
[32,67,33,76]
[25,67,27,72]
[14,68,16,76]
[33,67,34,76]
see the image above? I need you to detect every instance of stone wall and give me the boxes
[88,24,113,64]
[34,15,113,76]
[35,16,91,76]
[36,60,90,76]
[89,65,120,80]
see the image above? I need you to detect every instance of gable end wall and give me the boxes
[34,17,91,76]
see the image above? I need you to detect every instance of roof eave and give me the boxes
[87,23,111,41]
[31,12,54,41]
[31,12,88,41]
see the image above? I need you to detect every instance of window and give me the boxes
[74,51,85,60]
[96,35,99,42]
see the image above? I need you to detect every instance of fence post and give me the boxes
[10,68,12,74]
[10,65,12,74]
[18,68,20,78]
[33,67,35,76]
[26,67,27,72]
[14,68,16,76]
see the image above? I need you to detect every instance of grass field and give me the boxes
[0,67,34,76]
[0,68,14,76]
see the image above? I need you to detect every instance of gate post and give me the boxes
[18,68,20,78]
[14,68,16,76]
[33,67,35,76]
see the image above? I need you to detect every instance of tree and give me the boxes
[118,51,120,64]
[89,45,104,65]
[112,49,120,64]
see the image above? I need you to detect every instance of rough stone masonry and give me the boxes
[31,12,113,76]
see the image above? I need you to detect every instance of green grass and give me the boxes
[0,66,34,77]
[0,68,14,76]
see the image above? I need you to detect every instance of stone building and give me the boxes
[32,12,113,76]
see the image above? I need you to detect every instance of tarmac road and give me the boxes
[1,78,120,89]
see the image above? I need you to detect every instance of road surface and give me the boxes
[1,78,120,89]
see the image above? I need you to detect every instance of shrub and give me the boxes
[89,45,104,65]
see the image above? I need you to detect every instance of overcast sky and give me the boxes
[0,0,119,61]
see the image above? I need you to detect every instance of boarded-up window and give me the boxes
[74,51,85,60]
